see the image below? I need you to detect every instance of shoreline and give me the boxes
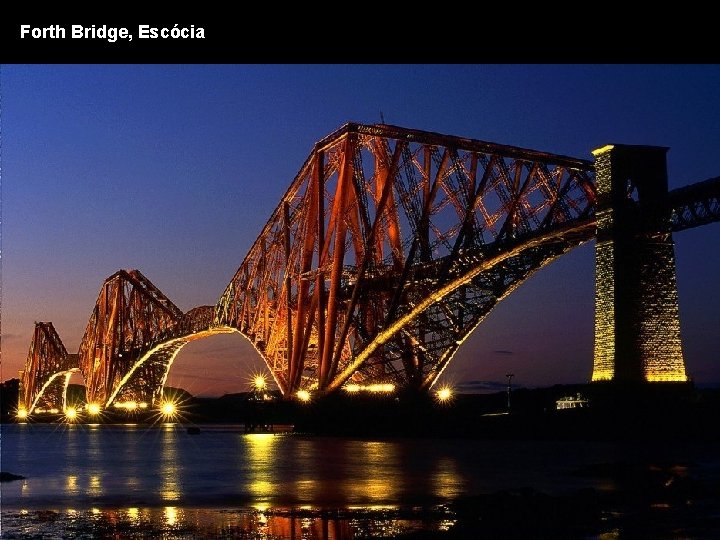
[5,383,720,442]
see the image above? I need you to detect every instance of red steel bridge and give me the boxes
[17,123,720,416]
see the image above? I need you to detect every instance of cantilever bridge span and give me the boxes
[18,123,720,414]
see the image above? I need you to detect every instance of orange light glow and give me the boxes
[343,383,395,393]
[254,375,267,390]
[436,386,453,402]
[161,402,176,416]
[297,390,311,402]
[17,408,28,420]
[87,403,101,415]
[114,401,138,410]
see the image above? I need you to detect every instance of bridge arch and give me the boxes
[23,368,80,415]
[19,272,285,413]
[20,125,720,414]
[327,219,596,391]
[159,330,279,397]
[18,322,78,414]
[105,326,237,407]
[215,123,596,395]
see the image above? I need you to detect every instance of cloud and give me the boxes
[456,380,509,392]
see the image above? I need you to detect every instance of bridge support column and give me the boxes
[592,144,687,383]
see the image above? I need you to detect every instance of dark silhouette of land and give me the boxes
[3,378,720,441]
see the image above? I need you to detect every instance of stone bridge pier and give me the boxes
[592,144,687,383]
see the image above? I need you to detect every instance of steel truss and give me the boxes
[22,124,720,407]
[668,176,720,232]
[77,270,220,406]
[18,322,77,413]
[215,123,597,395]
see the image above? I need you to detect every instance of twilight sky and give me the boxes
[2,64,719,396]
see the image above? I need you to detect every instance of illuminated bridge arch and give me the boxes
[18,322,79,414]
[22,272,260,414]
[105,307,237,407]
[21,125,720,411]
[77,270,240,408]
[215,123,597,395]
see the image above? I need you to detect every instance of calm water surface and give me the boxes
[2,423,719,538]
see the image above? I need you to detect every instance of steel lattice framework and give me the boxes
[215,123,597,395]
[18,322,78,413]
[78,270,227,407]
[668,176,720,232]
[19,124,720,412]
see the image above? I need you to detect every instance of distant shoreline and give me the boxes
[5,383,720,441]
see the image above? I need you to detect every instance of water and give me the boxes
[2,423,720,538]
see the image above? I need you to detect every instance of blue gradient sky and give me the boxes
[2,65,719,396]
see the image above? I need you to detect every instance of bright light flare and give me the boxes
[254,375,267,391]
[161,402,177,417]
[436,386,453,403]
[87,403,101,415]
[65,407,78,420]
[297,390,311,402]
[17,408,28,420]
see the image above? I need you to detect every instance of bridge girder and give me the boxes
[21,125,720,409]
[215,123,597,395]
[78,269,185,406]
[18,279,226,413]
[107,326,236,407]
[18,322,77,413]
[669,176,720,232]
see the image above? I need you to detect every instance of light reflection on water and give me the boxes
[1,507,427,538]
[164,505,179,526]
[2,423,468,537]
[161,424,181,501]
[1,422,680,509]
[346,440,401,502]
[3,424,471,509]
[65,474,78,495]
[434,456,461,499]
[3,423,719,537]
[246,432,277,504]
